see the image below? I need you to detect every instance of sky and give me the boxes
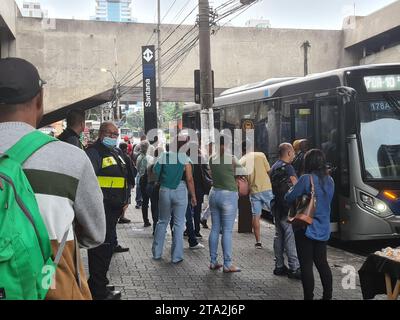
[15,0,398,29]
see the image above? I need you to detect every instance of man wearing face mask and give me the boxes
[86,122,130,300]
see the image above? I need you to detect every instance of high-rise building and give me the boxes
[21,1,48,18]
[92,0,135,23]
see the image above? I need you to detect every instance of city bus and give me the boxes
[182,64,400,241]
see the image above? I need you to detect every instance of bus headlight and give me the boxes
[358,191,392,218]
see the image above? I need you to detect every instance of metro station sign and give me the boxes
[142,45,157,133]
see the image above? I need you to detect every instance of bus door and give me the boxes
[290,103,315,146]
[315,97,341,225]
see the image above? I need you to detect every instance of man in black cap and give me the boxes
[58,109,86,149]
[0,58,107,300]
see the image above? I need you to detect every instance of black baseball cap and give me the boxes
[0,57,46,105]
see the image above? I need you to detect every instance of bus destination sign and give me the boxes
[364,74,400,92]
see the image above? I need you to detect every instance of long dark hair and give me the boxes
[304,149,329,193]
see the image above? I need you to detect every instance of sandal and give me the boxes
[209,263,223,270]
[223,266,241,273]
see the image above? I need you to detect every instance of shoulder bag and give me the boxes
[288,174,316,227]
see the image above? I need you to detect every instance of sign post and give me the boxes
[142,45,158,133]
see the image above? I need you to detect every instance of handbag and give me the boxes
[288,175,316,227]
[236,176,250,197]
[231,156,249,197]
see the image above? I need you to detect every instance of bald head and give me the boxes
[279,143,295,163]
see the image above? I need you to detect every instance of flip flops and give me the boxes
[209,263,223,270]
[223,266,241,273]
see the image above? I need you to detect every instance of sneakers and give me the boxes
[144,221,151,227]
[114,245,129,253]
[200,219,209,229]
[189,243,205,250]
[135,205,141,209]
[255,243,262,249]
[273,265,289,276]
[287,268,302,280]
[195,233,203,239]
[118,217,131,224]
[183,230,188,237]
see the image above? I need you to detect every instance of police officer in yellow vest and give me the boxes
[86,121,133,300]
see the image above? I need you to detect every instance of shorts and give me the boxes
[250,190,274,216]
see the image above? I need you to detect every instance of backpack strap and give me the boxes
[53,227,82,289]
[5,131,57,165]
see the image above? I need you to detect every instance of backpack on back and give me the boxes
[270,163,292,206]
[0,131,63,300]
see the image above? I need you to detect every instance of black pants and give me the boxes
[147,182,160,233]
[88,205,123,299]
[140,176,150,224]
[294,229,333,300]
[193,192,204,235]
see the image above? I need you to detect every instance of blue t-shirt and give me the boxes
[285,173,335,241]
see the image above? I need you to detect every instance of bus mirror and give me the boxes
[336,86,356,104]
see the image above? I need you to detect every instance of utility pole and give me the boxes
[114,37,121,122]
[157,0,162,128]
[301,40,311,76]
[199,0,214,146]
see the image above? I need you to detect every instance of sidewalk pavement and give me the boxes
[82,201,385,300]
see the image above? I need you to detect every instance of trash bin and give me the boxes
[238,195,252,233]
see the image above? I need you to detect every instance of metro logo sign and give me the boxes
[143,48,154,63]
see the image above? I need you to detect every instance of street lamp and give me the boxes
[100,68,121,122]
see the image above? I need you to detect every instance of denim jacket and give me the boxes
[285,173,334,241]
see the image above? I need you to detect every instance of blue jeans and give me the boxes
[208,188,238,269]
[273,204,300,271]
[152,181,188,263]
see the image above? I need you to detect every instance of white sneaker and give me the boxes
[189,243,205,250]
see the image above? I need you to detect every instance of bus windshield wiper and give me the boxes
[383,93,400,116]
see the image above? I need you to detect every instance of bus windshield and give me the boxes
[359,95,400,180]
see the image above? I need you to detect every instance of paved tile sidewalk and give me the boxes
[82,199,385,300]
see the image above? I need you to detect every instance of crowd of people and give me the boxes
[0,58,335,301]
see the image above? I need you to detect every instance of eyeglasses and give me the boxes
[105,131,119,138]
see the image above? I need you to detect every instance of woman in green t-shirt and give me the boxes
[208,136,241,273]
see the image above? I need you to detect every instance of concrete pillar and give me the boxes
[0,32,16,58]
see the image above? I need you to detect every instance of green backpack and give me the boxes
[0,131,68,300]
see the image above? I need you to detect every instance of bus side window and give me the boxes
[255,100,280,161]
[255,101,269,157]
[318,99,339,169]
[280,103,291,145]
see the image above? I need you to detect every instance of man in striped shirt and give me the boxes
[0,58,106,299]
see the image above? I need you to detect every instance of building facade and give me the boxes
[93,0,135,23]
[21,1,47,18]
